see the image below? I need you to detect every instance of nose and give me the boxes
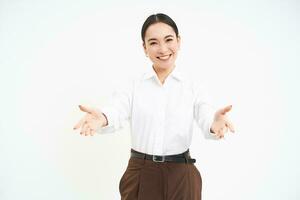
[158,43,169,54]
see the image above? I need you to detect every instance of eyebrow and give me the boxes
[147,35,174,43]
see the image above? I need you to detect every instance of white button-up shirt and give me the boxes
[99,65,217,156]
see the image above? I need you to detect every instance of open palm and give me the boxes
[210,105,235,139]
[73,105,107,136]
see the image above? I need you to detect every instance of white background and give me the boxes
[0,0,299,199]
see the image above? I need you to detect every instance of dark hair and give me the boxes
[141,13,179,43]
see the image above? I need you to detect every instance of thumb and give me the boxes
[79,105,101,118]
[218,105,232,115]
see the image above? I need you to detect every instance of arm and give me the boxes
[193,83,219,140]
[98,81,133,134]
[73,81,133,136]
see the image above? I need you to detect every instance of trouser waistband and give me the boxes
[130,149,196,163]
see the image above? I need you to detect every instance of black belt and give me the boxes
[130,149,196,164]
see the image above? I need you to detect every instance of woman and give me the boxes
[73,13,235,200]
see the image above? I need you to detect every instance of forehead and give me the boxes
[144,22,176,40]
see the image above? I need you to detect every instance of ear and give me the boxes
[143,42,148,56]
[177,35,181,50]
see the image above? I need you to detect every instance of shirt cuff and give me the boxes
[96,107,116,134]
[204,111,218,140]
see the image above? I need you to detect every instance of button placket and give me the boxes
[160,88,167,154]
[153,87,167,155]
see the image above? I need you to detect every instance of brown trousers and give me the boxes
[119,156,202,200]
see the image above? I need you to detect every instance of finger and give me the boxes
[81,122,88,135]
[79,105,101,118]
[218,129,224,139]
[84,125,91,136]
[220,105,232,115]
[86,127,92,136]
[73,117,85,130]
[87,119,96,136]
[90,128,96,136]
[225,120,235,133]
[213,129,220,139]
[90,129,95,136]
[216,105,232,115]
[79,105,93,114]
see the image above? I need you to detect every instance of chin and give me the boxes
[154,62,175,70]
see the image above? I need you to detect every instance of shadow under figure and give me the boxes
[74,13,235,200]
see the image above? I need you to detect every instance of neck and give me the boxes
[153,65,175,84]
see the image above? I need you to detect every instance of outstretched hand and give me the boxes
[210,105,235,139]
[73,105,108,136]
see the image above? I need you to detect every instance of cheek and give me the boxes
[147,48,158,58]
[169,43,179,53]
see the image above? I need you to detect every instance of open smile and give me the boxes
[157,54,172,61]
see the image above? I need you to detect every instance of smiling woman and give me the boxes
[73,13,235,200]
[142,14,181,84]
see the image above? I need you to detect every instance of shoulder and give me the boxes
[178,68,212,103]
[179,69,207,93]
[112,69,147,94]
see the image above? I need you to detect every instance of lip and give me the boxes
[157,54,172,60]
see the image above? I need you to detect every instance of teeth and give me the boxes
[158,54,171,60]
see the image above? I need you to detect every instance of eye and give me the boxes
[149,42,157,46]
[166,38,173,42]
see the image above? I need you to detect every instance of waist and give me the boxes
[130,148,196,163]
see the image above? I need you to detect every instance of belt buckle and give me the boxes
[153,155,165,162]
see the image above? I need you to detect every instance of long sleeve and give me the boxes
[93,65,220,154]
[97,81,133,134]
[193,83,218,140]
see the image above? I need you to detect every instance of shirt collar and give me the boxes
[142,65,183,81]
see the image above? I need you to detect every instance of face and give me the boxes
[143,22,181,71]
